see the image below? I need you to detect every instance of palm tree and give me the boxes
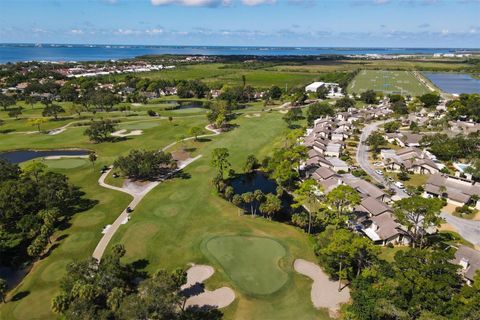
[242,192,255,216]
[0,278,7,303]
[253,190,264,215]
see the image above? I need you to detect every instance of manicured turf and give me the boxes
[348,70,430,96]
[0,110,329,320]
[0,163,132,320]
[108,112,328,320]
[44,158,89,169]
[203,235,288,295]
[119,121,160,130]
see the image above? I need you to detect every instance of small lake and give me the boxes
[423,72,480,94]
[0,266,28,289]
[161,100,205,110]
[230,172,297,219]
[0,149,90,164]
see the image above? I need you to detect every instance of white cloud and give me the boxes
[115,28,141,35]
[150,0,231,6]
[70,29,84,35]
[145,28,164,35]
[241,0,276,5]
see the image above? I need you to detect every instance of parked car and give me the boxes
[374,162,383,167]
[126,207,133,213]
[375,170,384,175]
[394,182,405,189]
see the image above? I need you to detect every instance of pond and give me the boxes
[161,100,205,110]
[0,265,28,289]
[0,149,90,164]
[423,72,480,94]
[230,172,297,219]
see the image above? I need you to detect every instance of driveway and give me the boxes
[356,120,408,199]
[441,212,480,246]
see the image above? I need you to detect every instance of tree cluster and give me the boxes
[0,159,86,264]
[447,93,480,122]
[52,245,221,320]
[114,149,176,180]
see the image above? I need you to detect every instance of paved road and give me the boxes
[356,120,408,199]
[92,155,202,261]
[441,212,480,246]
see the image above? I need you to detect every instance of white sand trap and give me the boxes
[111,129,143,137]
[181,265,215,290]
[181,264,235,309]
[44,155,89,160]
[245,113,261,118]
[185,287,235,309]
[48,128,66,135]
[131,103,143,107]
[294,259,350,318]
[278,110,289,114]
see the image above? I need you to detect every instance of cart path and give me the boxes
[92,155,202,261]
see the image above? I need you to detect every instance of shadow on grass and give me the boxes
[130,258,149,270]
[184,305,223,320]
[11,291,30,302]
[173,171,191,180]
[55,234,69,242]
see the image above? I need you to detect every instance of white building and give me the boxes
[305,81,340,93]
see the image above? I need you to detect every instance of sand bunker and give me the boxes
[111,129,143,137]
[294,259,350,318]
[245,113,261,118]
[48,128,66,135]
[181,264,235,309]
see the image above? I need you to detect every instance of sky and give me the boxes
[0,0,479,47]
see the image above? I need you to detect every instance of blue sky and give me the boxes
[0,0,479,47]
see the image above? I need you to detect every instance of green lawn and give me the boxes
[0,110,329,320]
[44,158,89,169]
[0,160,133,320]
[108,112,329,320]
[202,235,289,296]
[348,70,430,96]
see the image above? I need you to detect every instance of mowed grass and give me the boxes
[0,110,330,320]
[203,235,289,296]
[0,161,133,320]
[109,112,330,320]
[126,63,320,88]
[348,70,430,96]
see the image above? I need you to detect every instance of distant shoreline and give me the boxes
[1,44,479,64]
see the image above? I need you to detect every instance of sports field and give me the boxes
[348,70,430,96]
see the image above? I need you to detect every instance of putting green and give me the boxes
[204,235,289,295]
[120,122,160,130]
[45,158,88,169]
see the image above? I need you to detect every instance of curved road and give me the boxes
[441,212,480,247]
[356,120,408,199]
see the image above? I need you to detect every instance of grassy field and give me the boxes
[123,63,323,88]
[0,159,133,320]
[107,111,328,320]
[202,235,289,296]
[348,70,430,96]
[0,110,329,320]
[121,59,474,89]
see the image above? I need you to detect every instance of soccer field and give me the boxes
[348,70,430,96]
